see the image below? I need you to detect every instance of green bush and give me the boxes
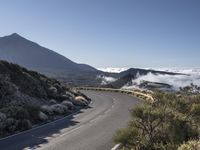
[178,140,200,150]
[113,126,141,149]
[113,92,200,150]
[26,104,40,123]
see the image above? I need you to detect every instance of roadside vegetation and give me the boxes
[113,85,200,150]
[0,60,91,138]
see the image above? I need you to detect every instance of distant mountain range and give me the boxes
[102,73,175,91]
[0,33,97,77]
[0,33,182,87]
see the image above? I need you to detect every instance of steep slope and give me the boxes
[0,60,91,138]
[0,33,97,77]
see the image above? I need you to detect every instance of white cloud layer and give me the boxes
[98,67,128,73]
[131,72,200,90]
[97,75,117,85]
[100,67,200,89]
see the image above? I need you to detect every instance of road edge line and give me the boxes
[0,99,93,142]
[111,143,122,150]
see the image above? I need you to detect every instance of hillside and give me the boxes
[0,33,97,77]
[0,60,90,138]
[101,68,183,90]
[118,68,181,77]
[0,33,183,87]
[103,74,135,89]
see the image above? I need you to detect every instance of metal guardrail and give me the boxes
[75,87,154,149]
[74,87,154,102]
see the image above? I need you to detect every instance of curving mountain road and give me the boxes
[0,91,141,150]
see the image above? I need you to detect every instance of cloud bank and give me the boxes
[99,67,200,89]
[97,75,117,85]
[98,67,128,73]
[131,71,200,90]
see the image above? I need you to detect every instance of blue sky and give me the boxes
[0,0,199,68]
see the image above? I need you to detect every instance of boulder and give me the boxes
[0,112,6,121]
[0,112,7,129]
[41,105,53,115]
[50,104,68,114]
[60,94,71,99]
[49,86,58,94]
[6,118,17,132]
[65,91,75,100]
[62,100,75,110]
[50,99,57,104]
[39,111,48,121]
[17,119,32,130]
[73,96,89,106]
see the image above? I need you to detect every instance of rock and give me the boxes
[72,100,87,106]
[6,118,17,132]
[18,119,32,129]
[62,100,75,110]
[61,94,70,99]
[41,105,53,115]
[49,86,58,94]
[50,99,57,104]
[75,96,87,101]
[0,112,6,121]
[50,104,68,114]
[39,111,48,121]
[74,96,89,106]
[65,91,75,100]
[0,112,7,129]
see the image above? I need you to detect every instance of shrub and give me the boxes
[17,119,32,130]
[178,140,200,150]
[113,126,141,149]
[113,91,200,150]
[26,105,40,123]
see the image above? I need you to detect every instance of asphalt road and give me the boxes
[0,91,141,150]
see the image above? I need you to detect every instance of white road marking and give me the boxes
[111,144,121,150]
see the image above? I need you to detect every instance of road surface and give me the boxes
[0,91,141,150]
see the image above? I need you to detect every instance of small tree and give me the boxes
[113,91,200,150]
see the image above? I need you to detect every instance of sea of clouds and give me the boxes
[98,67,129,73]
[96,75,117,85]
[98,67,200,89]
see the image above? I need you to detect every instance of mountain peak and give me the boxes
[0,33,24,40]
[0,33,97,77]
[11,33,19,36]
[9,33,23,38]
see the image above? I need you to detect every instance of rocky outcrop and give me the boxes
[0,60,91,138]
[73,96,89,106]
[50,104,68,114]
[39,111,48,121]
[62,100,75,110]
[41,105,53,115]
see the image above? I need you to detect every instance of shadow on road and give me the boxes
[0,106,92,150]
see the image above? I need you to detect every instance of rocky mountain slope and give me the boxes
[0,33,183,87]
[102,71,182,91]
[0,60,90,138]
[0,33,97,77]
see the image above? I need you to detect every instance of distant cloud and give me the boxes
[131,72,200,90]
[98,67,128,73]
[99,67,200,89]
[97,75,117,85]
